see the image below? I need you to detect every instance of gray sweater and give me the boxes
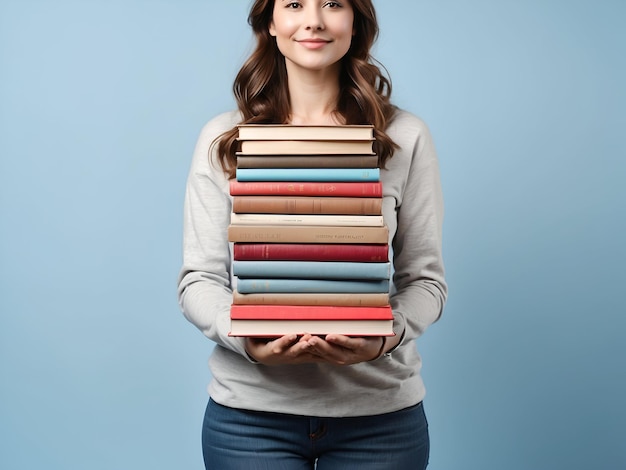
[177,109,447,417]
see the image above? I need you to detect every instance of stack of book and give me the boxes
[227,124,394,337]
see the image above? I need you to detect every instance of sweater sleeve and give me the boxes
[176,112,250,358]
[387,113,448,344]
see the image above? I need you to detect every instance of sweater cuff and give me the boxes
[387,328,405,356]
[239,338,261,364]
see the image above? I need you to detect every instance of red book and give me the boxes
[233,243,389,262]
[229,180,383,197]
[229,304,394,337]
[231,304,393,320]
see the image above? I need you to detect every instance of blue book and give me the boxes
[236,278,390,294]
[233,261,390,280]
[235,168,380,182]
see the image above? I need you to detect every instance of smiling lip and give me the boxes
[297,39,331,50]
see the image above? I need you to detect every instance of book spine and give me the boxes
[232,196,383,215]
[233,261,391,280]
[235,278,390,294]
[232,291,390,306]
[229,181,383,197]
[236,168,380,182]
[229,213,384,227]
[230,304,393,320]
[237,125,374,141]
[239,140,374,155]
[233,243,389,262]
[236,155,379,169]
[228,224,389,244]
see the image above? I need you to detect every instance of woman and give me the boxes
[177,0,447,468]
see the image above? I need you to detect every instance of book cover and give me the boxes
[229,181,383,197]
[236,155,379,169]
[235,278,390,294]
[239,139,374,155]
[232,196,383,215]
[237,124,374,141]
[230,213,384,227]
[235,168,380,182]
[233,261,391,280]
[227,224,389,244]
[232,290,390,306]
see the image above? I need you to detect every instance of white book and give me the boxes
[230,213,385,227]
[238,139,375,155]
[229,319,394,337]
[237,124,374,141]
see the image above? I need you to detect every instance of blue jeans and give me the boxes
[202,398,429,469]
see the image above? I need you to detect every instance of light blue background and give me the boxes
[1,0,624,469]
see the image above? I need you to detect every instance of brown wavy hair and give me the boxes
[215,0,398,178]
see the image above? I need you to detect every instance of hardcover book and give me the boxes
[235,278,390,294]
[232,261,391,280]
[238,139,374,155]
[227,224,389,244]
[233,243,389,262]
[229,304,394,337]
[232,196,383,215]
[236,154,379,169]
[230,213,384,227]
[237,124,374,141]
[232,290,390,307]
[229,319,394,337]
[235,167,380,182]
[229,181,383,197]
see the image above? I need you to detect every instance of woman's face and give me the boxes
[269,0,354,74]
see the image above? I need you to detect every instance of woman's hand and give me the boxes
[245,334,325,365]
[245,334,385,366]
[307,334,384,365]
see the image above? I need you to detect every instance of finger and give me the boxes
[325,334,362,351]
[298,333,314,343]
[319,335,381,365]
[269,334,299,353]
[307,336,351,363]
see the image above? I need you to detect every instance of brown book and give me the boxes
[227,224,389,244]
[238,140,374,155]
[232,196,383,215]
[232,290,390,307]
[236,154,379,169]
[237,124,374,141]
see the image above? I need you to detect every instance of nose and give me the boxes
[304,6,324,31]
